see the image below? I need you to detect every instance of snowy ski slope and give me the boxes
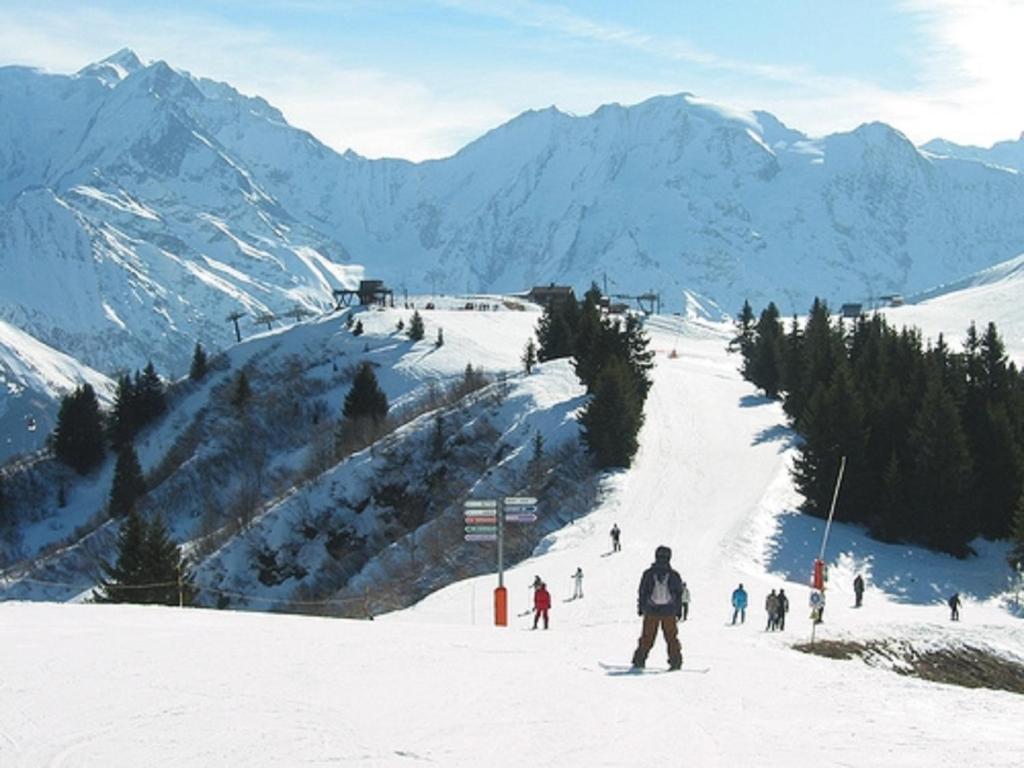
[2,311,1022,767]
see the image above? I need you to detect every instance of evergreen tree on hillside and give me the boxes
[108,443,147,518]
[407,311,425,341]
[571,290,607,391]
[621,314,655,399]
[743,302,785,399]
[579,356,644,469]
[53,384,106,475]
[730,299,756,355]
[189,342,209,381]
[907,367,974,556]
[343,362,389,424]
[135,362,166,425]
[230,370,252,411]
[94,509,194,605]
[522,338,538,374]
[791,363,868,521]
[535,299,578,361]
[107,374,139,450]
[94,508,146,603]
[142,514,195,606]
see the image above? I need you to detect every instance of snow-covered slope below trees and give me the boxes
[1,310,1022,767]
[0,319,113,463]
[7,49,1024,395]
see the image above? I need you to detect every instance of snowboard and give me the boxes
[599,662,709,676]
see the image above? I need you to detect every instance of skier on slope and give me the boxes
[533,582,551,629]
[680,581,691,621]
[571,567,584,600]
[765,589,780,631]
[948,592,961,621]
[610,524,621,553]
[853,574,865,608]
[731,583,748,625]
[631,546,684,670]
[776,588,789,631]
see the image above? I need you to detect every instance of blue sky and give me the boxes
[3,0,1022,160]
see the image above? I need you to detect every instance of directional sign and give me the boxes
[464,515,498,524]
[505,513,538,523]
[504,496,537,506]
[464,499,499,509]
[464,525,498,534]
[464,533,498,542]
[501,505,536,515]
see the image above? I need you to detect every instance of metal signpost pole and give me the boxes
[494,498,507,626]
[811,455,846,646]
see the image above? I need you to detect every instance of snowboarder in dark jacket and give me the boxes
[776,588,789,630]
[948,592,961,621]
[853,574,865,608]
[631,546,684,670]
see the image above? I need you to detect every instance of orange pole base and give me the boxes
[494,586,508,626]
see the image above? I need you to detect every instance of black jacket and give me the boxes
[637,562,684,617]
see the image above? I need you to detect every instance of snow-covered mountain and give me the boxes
[0,49,361,379]
[0,319,113,463]
[922,133,1024,172]
[7,50,1024,391]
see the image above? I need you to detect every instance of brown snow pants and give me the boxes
[632,614,682,668]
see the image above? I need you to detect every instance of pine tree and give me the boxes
[730,299,756,354]
[342,362,389,424]
[53,384,106,475]
[94,509,146,603]
[135,362,166,425]
[189,343,209,381]
[744,303,785,398]
[142,514,195,606]
[791,363,868,521]
[94,510,194,605]
[535,299,578,361]
[908,366,974,556]
[107,374,139,450]
[108,443,146,518]
[353,319,364,336]
[230,370,252,411]
[579,356,644,469]
[396,318,405,332]
[408,310,425,341]
[522,338,538,374]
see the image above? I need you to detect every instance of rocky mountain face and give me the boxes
[5,50,1024,459]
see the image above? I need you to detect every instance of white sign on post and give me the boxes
[504,496,537,506]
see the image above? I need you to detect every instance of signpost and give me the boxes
[464,495,539,627]
[810,456,846,646]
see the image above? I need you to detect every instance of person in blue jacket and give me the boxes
[731,583,748,625]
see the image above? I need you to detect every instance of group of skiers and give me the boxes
[527,533,968,667]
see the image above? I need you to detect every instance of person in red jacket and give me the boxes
[533,582,551,629]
